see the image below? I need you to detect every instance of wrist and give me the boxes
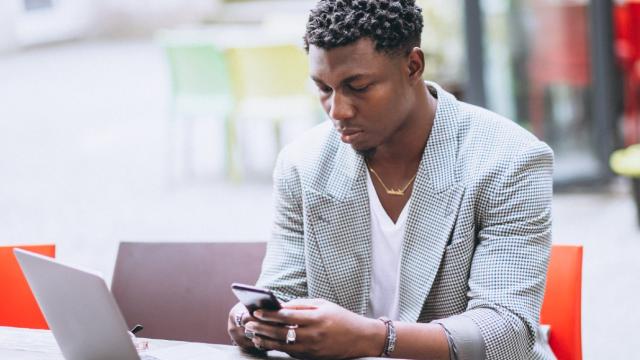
[360,317,388,357]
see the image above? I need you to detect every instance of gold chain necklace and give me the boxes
[368,166,417,196]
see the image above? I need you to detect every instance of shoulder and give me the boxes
[455,102,554,183]
[274,121,342,189]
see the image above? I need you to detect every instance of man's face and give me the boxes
[308,38,415,155]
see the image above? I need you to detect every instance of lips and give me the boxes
[338,128,363,143]
[340,129,361,136]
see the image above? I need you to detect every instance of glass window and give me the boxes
[417,0,467,96]
[481,0,603,183]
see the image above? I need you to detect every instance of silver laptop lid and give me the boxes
[14,248,140,360]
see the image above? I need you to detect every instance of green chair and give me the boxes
[159,33,238,181]
[610,144,640,225]
[225,44,321,179]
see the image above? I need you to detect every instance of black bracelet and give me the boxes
[377,317,397,357]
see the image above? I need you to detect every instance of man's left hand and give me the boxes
[244,298,386,359]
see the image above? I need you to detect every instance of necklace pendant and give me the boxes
[386,189,405,196]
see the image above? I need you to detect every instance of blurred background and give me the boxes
[1,0,639,358]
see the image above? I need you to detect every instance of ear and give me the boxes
[406,47,425,85]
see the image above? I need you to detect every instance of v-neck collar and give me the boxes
[307,81,465,320]
[365,169,411,227]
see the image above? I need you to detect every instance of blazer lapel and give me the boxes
[305,139,372,315]
[398,83,466,322]
[305,83,464,319]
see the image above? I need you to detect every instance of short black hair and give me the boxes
[304,0,423,55]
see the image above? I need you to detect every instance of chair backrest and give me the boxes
[540,244,583,360]
[0,244,55,329]
[162,43,230,98]
[111,242,266,344]
[225,44,310,100]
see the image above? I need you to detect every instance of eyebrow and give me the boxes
[311,73,372,86]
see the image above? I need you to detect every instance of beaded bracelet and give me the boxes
[377,317,397,357]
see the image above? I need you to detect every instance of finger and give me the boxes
[241,310,258,326]
[230,315,264,348]
[245,321,289,341]
[235,336,255,349]
[250,323,314,353]
[228,314,247,346]
[241,312,257,327]
[239,342,268,356]
[252,336,277,352]
[254,307,319,325]
[230,330,254,349]
[251,336,268,351]
[230,326,255,348]
[229,304,256,328]
[228,310,258,345]
[252,334,308,355]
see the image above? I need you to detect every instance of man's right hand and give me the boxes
[227,302,263,351]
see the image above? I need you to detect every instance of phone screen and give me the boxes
[231,283,282,315]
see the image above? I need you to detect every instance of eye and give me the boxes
[316,84,333,94]
[349,84,370,93]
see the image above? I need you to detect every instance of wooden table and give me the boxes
[0,326,382,359]
[0,326,291,359]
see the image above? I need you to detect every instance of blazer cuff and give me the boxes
[432,315,486,360]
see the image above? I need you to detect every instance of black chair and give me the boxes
[111,242,266,344]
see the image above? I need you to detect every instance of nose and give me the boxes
[327,92,355,121]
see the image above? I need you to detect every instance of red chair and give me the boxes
[540,245,583,360]
[0,244,55,329]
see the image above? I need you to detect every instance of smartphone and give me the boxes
[231,283,282,315]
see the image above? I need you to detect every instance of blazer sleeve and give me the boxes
[452,140,554,359]
[255,147,308,301]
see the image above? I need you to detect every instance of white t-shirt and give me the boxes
[365,169,411,321]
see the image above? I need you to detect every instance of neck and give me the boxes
[367,84,437,170]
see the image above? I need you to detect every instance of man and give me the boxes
[228,0,555,359]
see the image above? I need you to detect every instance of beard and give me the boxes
[356,147,377,159]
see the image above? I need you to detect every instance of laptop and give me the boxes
[14,249,234,360]
[14,248,145,360]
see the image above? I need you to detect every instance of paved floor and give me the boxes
[1,39,638,359]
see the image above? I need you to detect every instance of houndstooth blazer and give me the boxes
[256,82,555,360]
